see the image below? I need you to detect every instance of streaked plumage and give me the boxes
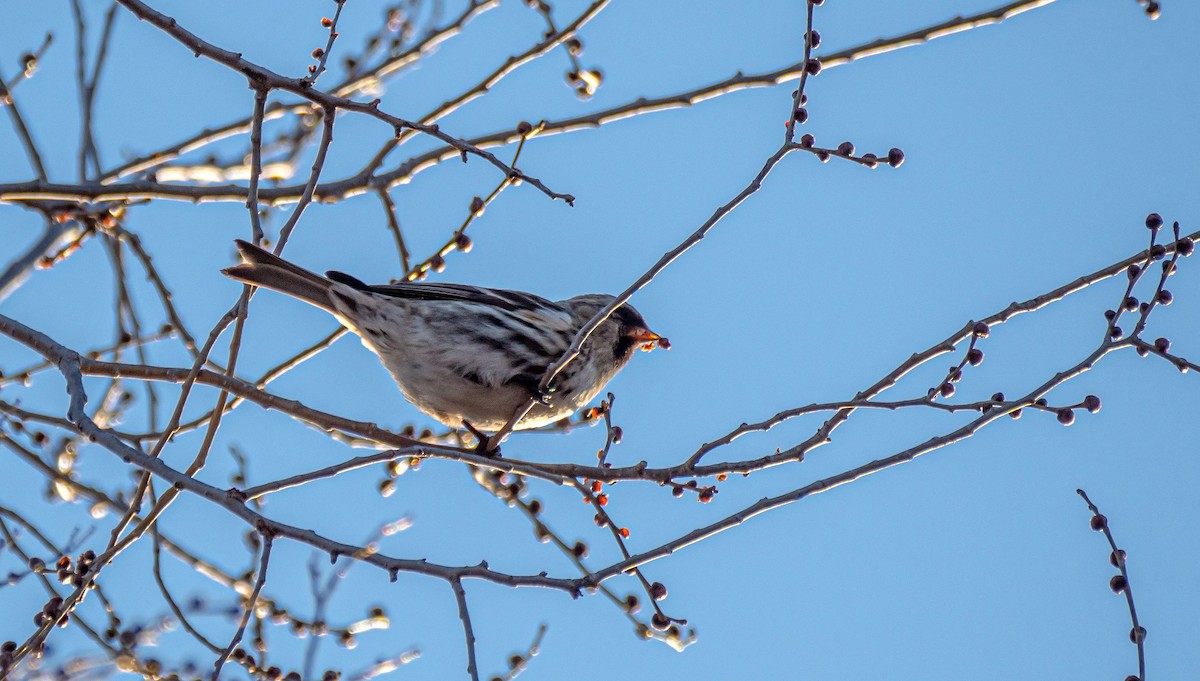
[222,240,666,432]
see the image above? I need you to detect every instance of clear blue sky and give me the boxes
[1,1,1198,679]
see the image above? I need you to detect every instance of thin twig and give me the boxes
[451,577,481,681]
[1077,489,1146,681]
[212,532,274,680]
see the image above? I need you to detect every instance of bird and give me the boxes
[222,239,668,440]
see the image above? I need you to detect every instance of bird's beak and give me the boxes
[631,328,670,352]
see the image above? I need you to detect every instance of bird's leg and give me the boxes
[484,399,538,454]
[511,374,554,407]
[461,420,500,457]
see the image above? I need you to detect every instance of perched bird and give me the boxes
[222,239,668,436]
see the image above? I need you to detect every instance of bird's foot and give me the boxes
[462,420,501,457]
[531,386,554,407]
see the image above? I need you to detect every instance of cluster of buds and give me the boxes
[36,550,97,589]
[378,455,420,498]
[796,134,905,169]
[565,68,604,98]
[930,322,990,400]
[32,595,68,629]
[669,479,718,503]
[1106,213,1192,346]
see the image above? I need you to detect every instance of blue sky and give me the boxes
[1,1,1198,679]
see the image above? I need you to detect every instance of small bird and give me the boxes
[222,239,667,438]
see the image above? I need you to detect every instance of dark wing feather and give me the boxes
[325,271,563,313]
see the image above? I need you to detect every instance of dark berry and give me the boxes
[1083,395,1101,414]
[966,348,984,366]
[1090,514,1107,531]
[804,58,821,75]
[1109,575,1128,594]
[624,594,640,613]
[1154,337,1170,353]
[1056,409,1075,426]
[650,582,668,601]
[807,30,821,48]
[836,141,855,156]
[799,133,815,148]
[887,147,905,168]
[1145,213,1163,230]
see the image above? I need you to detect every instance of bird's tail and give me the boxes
[222,239,336,314]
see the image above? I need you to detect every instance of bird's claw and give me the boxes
[530,381,557,407]
[462,420,501,457]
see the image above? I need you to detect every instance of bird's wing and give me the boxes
[326,272,564,313]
